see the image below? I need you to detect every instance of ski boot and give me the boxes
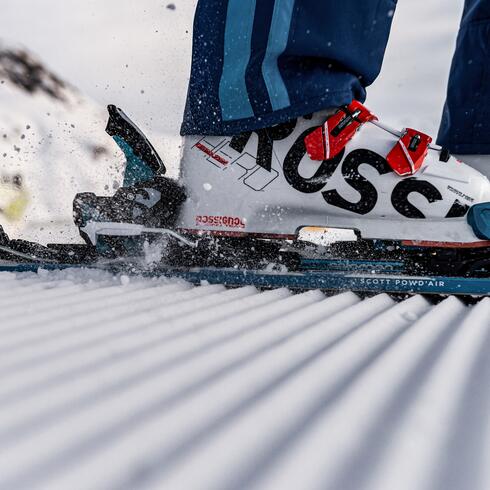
[175,101,490,276]
[178,101,490,245]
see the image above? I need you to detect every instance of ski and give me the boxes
[1,253,488,298]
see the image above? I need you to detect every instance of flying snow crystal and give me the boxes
[143,239,166,265]
[203,183,212,191]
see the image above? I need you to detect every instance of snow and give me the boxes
[0,271,488,489]
[368,1,462,135]
[0,46,124,244]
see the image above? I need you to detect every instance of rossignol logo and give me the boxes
[223,120,471,220]
[196,215,246,229]
[195,141,230,166]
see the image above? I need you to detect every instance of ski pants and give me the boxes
[181,0,490,155]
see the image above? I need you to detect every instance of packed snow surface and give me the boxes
[0,270,488,490]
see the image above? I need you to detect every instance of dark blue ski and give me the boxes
[1,260,488,297]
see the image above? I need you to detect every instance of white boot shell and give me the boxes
[178,113,490,244]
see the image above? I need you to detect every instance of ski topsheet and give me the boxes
[1,259,488,297]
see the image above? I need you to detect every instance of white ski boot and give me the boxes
[454,155,490,180]
[177,101,490,245]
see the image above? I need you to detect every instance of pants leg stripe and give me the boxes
[219,0,257,121]
[262,0,295,111]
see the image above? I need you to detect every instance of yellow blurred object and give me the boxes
[2,192,29,221]
[0,176,29,222]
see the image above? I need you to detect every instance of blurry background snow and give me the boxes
[0,47,123,243]
[0,0,463,243]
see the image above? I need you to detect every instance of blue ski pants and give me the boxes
[181,0,490,155]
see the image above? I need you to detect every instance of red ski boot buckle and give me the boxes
[386,128,432,176]
[305,101,377,161]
